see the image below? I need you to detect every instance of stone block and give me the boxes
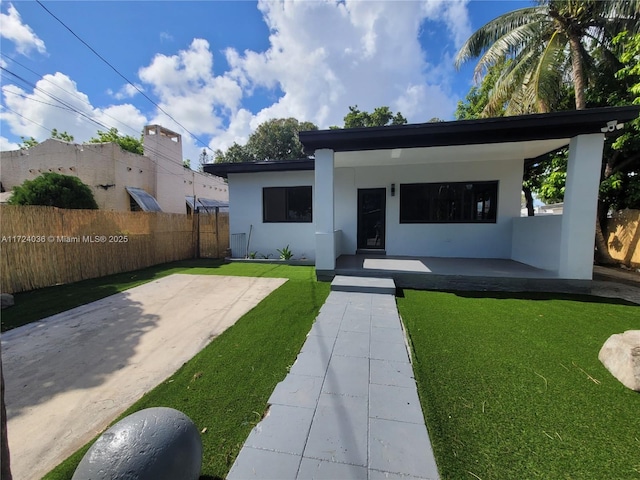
[72,407,201,480]
[599,330,640,391]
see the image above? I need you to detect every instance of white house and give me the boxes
[204,106,639,285]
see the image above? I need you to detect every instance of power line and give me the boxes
[35,0,214,153]
[4,89,74,111]
[2,103,226,185]
[1,66,110,132]
[1,52,146,139]
[1,65,190,174]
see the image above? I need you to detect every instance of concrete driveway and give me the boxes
[1,274,286,480]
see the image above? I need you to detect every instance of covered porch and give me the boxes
[299,106,640,284]
[333,254,590,293]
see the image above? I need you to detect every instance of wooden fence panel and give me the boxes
[0,206,196,293]
[198,211,230,259]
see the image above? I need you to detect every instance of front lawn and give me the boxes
[35,261,330,480]
[1,259,315,331]
[397,290,640,480]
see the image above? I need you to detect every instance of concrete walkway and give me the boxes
[228,276,439,480]
[2,274,286,480]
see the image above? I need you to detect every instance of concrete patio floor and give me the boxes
[228,276,439,480]
[334,254,592,293]
[1,274,286,480]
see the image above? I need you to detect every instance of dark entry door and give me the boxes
[357,188,386,250]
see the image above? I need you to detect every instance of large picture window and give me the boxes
[400,181,498,223]
[263,186,312,223]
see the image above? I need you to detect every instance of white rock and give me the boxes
[599,330,640,391]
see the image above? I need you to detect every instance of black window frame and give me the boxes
[399,181,498,224]
[263,186,313,223]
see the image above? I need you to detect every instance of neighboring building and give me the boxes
[205,106,639,282]
[0,125,228,214]
[521,203,564,217]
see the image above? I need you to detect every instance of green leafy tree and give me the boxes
[19,129,74,149]
[246,118,317,161]
[604,31,640,212]
[341,105,407,128]
[89,128,143,155]
[50,129,74,142]
[455,0,640,114]
[18,136,39,149]
[8,172,98,209]
[455,61,507,119]
[214,142,253,163]
[215,118,318,163]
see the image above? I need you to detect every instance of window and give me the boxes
[263,186,312,223]
[400,181,498,223]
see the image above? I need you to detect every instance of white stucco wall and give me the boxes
[511,215,562,271]
[227,170,316,260]
[334,159,523,258]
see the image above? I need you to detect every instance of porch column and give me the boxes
[315,148,335,273]
[558,133,605,279]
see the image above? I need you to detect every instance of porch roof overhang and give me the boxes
[203,158,313,179]
[204,106,640,176]
[299,106,640,154]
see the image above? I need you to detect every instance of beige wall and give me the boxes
[0,125,228,213]
[184,168,228,203]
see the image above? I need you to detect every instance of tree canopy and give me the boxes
[19,129,74,149]
[8,172,98,209]
[215,118,317,163]
[88,128,144,155]
[340,105,407,128]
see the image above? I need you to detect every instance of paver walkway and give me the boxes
[228,277,440,479]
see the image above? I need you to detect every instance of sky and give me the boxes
[0,0,531,164]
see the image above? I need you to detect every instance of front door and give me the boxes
[357,188,386,250]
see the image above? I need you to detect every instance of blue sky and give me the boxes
[1,0,529,162]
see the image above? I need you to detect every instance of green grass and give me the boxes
[32,261,329,480]
[1,259,318,332]
[397,290,640,480]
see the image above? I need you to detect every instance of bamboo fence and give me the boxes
[0,206,229,293]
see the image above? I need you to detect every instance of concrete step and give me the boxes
[331,275,396,295]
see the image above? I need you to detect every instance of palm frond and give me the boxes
[484,48,541,115]
[455,5,548,69]
[531,30,568,111]
[473,21,554,80]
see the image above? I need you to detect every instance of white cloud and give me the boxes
[107,83,143,100]
[138,38,243,137]
[223,0,471,134]
[0,135,19,150]
[160,32,174,43]
[2,0,472,158]
[0,3,46,55]
[1,72,147,142]
[208,108,253,152]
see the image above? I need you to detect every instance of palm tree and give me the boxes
[455,0,639,263]
[455,0,640,115]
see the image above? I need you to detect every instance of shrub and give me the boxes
[8,172,98,209]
